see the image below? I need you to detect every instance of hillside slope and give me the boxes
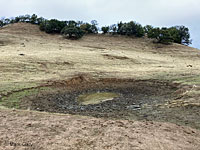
[0,23,200,149]
[1,23,200,84]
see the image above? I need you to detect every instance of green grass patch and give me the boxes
[0,82,38,95]
[0,87,51,109]
[77,92,119,105]
[152,72,200,85]
[173,76,200,85]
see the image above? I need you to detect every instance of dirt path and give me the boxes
[0,109,200,150]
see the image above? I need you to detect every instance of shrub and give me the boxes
[117,21,145,37]
[24,14,31,23]
[135,24,145,37]
[0,20,3,27]
[169,26,191,45]
[66,20,78,27]
[147,27,160,39]
[36,17,45,25]
[15,14,31,23]
[90,20,98,33]
[117,21,124,34]
[14,16,20,23]
[110,24,117,34]
[80,23,93,34]
[101,26,109,34]
[147,26,192,45]
[1,18,11,25]
[144,25,153,33]
[61,26,84,39]
[158,28,174,44]
[80,21,98,34]
[40,19,66,33]
[39,20,47,31]
[148,27,173,44]
[30,14,37,24]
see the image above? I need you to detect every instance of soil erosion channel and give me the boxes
[20,76,200,129]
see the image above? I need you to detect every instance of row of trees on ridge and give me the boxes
[0,14,191,45]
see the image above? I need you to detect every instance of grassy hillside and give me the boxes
[0,23,200,95]
[0,23,200,149]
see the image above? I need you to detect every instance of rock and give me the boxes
[187,65,193,67]
[126,105,141,110]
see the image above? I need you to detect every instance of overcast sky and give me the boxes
[1,0,199,49]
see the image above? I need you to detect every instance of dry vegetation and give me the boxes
[0,23,200,149]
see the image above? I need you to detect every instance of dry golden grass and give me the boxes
[0,24,200,83]
[0,108,200,150]
[1,23,200,150]
[1,23,200,96]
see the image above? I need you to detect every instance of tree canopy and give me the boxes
[101,26,109,34]
[147,26,191,45]
[61,26,84,39]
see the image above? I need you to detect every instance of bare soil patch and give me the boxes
[17,75,200,129]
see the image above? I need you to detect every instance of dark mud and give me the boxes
[20,76,200,129]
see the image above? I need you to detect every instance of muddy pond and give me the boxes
[20,76,200,129]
